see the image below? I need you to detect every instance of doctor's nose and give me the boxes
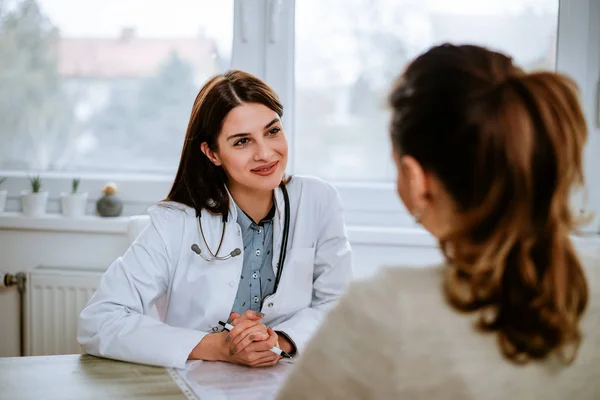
[254,142,273,161]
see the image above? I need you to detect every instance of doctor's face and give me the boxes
[203,102,288,194]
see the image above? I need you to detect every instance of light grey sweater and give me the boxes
[277,253,600,399]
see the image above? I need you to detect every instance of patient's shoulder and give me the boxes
[372,264,445,296]
[340,264,446,321]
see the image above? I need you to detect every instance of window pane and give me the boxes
[295,0,559,182]
[0,0,233,174]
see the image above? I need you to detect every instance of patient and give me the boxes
[277,44,600,399]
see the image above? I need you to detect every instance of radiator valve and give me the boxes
[1,272,26,292]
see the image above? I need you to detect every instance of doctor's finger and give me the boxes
[226,319,262,342]
[230,310,264,325]
[244,335,279,353]
[239,349,279,366]
[230,324,269,353]
[242,328,279,354]
[231,348,273,366]
[266,327,279,346]
[250,353,280,368]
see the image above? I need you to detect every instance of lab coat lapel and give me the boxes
[223,184,285,276]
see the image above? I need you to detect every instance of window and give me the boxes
[1,0,598,228]
[294,0,559,182]
[0,0,233,174]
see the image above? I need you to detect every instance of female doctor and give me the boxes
[77,70,353,369]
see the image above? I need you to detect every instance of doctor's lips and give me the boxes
[251,161,278,176]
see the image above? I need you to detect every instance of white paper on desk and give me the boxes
[169,360,294,400]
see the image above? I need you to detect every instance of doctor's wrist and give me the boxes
[189,332,227,362]
[275,331,296,355]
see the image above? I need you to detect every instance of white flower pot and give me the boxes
[0,190,7,212]
[20,191,49,216]
[60,192,89,217]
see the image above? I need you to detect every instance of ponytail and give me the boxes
[389,44,589,364]
[444,72,588,363]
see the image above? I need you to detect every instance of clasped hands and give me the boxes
[190,310,293,368]
[221,310,282,368]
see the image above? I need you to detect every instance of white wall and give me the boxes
[0,214,442,357]
[0,217,130,357]
[1,214,598,358]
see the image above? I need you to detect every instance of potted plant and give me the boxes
[96,182,123,217]
[61,178,88,217]
[0,177,7,212]
[20,175,48,216]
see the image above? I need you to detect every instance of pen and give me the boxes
[218,320,292,359]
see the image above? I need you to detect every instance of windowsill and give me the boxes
[0,211,435,245]
[0,212,598,251]
[0,212,130,234]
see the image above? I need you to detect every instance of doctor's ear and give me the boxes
[200,142,222,166]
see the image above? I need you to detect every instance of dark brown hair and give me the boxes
[389,44,589,364]
[166,70,283,216]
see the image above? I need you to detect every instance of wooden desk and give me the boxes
[0,354,186,400]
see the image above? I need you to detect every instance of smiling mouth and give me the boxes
[251,161,278,172]
[250,161,279,176]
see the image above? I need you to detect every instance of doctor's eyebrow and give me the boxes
[263,118,279,129]
[227,132,250,141]
[226,118,280,141]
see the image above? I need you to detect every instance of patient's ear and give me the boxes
[397,155,429,216]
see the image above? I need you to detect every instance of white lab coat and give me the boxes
[78,176,353,368]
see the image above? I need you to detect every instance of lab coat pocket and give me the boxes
[280,246,316,312]
[184,255,214,283]
[183,252,237,286]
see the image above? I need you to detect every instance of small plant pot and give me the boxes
[20,191,49,216]
[0,190,7,212]
[96,193,123,217]
[60,192,89,218]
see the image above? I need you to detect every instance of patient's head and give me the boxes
[388,43,589,364]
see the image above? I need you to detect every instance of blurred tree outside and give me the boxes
[85,51,197,173]
[0,0,78,170]
[0,0,204,174]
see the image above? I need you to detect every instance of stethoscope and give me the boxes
[191,182,290,292]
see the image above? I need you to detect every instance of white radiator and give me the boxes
[26,266,103,356]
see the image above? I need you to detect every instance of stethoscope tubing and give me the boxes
[195,182,290,291]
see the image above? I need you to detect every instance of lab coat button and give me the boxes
[212,326,219,332]
[268,302,274,308]
[228,281,235,287]
[255,250,261,256]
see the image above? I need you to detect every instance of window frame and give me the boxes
[1,0,597,232]
[272,0,600,230]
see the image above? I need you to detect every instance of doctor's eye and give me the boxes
[266,127,281,136]
[234,138,250,147]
